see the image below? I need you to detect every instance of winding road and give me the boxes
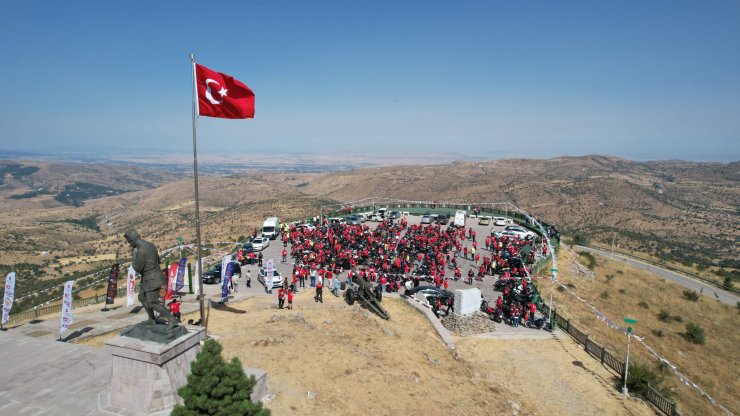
[574,245,739,306]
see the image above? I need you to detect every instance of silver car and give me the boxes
[251,236,270,251]
[258,268,284,288]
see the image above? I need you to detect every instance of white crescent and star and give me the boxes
[204,78,229,105]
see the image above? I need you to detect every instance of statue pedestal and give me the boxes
[102,326,206,414]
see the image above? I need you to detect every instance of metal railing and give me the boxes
[6,286,136,326]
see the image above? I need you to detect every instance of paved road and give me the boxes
[574,245,739,306]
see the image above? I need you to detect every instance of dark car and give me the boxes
[389,211,401,219]
[203,263,241,284]
[241,242,254,253]
[436,213,450,225]
[408,285,454,307]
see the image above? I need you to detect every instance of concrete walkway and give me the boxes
[0,330,110,416]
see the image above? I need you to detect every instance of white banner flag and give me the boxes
[221,255,233,280]
[193,261,200,295]
[60,280,74,333]
[126,266,136,307]
[2,272,16,324]
[265,258,275,277]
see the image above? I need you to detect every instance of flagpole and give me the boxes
[190,53,206,330]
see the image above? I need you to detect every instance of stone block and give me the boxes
[103,326,206,414]
[244,367,269,402]
[453,288,482,316]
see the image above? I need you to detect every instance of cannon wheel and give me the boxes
[345,289,355,305]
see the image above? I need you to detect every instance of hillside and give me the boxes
[275,156,740,276]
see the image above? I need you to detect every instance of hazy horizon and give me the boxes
[1,1,738,162]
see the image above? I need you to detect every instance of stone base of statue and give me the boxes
[120,320,189,343]
[100,325,206,415]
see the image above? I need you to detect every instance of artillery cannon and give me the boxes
[345,277,390,320]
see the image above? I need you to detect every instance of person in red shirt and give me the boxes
[277,287,285,309]
[529,302,536,323]
[287,288,294,310]
[282,248,288,263]
[167,298,181,321]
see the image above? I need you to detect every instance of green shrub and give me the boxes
[673,315,683,323]
[605,274,615,283]
[723,276,734,291]
[622,362,662,396]
[578,251,597,270]
[572,233,590,245]
[618,288,626,294]
[682,290,700,302]
[600,291,609,299]
[172,339,270,416]
[657,310,670,322]
[638,301,649,309]
[682,323,705,345]
[651,329,663,337]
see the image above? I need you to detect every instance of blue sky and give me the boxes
[0,1,738,161]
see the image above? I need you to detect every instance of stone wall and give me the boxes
[441,311,496,335]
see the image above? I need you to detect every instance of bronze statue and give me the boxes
[124,228,177,330]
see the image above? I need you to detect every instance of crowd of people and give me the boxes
[242,213,551,326]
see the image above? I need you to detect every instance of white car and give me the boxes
[251,236,270,251]
[370,214,384,222]
[296,223,316,232]
[420,215,433,224]
[258,268,284,288]
[356,213,367,222]
[493,217,507,226]
[493,230,520,239]
[504,225,535,239]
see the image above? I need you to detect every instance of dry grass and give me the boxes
[535,245,740,416]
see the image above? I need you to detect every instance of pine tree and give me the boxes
[172,338,270,416]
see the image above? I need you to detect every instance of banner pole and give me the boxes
[190,53,206,328]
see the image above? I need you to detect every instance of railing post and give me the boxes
[601,347,606,364]
[34,307,39,318]
[584,334,589,349]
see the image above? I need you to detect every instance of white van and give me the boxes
[453,211,466,227]
[262,217,280,240]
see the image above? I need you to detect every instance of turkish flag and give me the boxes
[195,63,255,119]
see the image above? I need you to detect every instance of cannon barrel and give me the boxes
[345,277,390,320]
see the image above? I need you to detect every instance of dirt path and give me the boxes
[456,334,654,416]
